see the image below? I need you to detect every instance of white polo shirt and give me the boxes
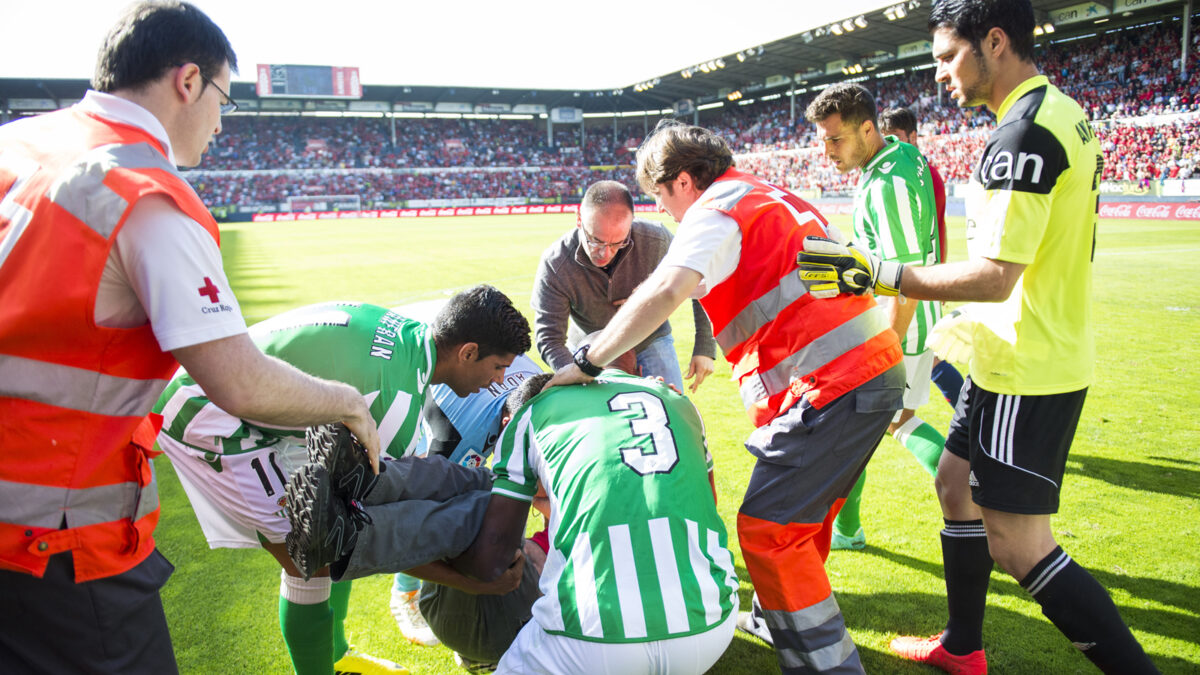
[80,90,247,351]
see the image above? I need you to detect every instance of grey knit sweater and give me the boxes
[531,217,717,370]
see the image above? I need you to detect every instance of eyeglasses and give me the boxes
[580,227,631,252]
[200,74,238,115]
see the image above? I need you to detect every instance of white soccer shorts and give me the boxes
[158,433,308,548]
[895,349,935,420]
[495,609,736,674]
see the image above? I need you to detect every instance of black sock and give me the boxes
[939,519,992,655]
[1021,547,1159,674]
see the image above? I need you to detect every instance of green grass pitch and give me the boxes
[155,212,1200,674]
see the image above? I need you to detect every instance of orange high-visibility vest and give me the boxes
[0,108,220,582]
[696,169,902,427]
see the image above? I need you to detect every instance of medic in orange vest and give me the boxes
[0,108,220,582]
[546,119,905,675]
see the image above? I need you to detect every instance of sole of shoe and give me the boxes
[286,464,355,579]
[308,423,378,502]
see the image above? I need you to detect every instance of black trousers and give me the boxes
[0,549,178,674]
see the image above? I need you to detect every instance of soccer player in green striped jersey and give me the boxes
[153,286,531,675]
[807,83,946,551]
[454,370,738,673]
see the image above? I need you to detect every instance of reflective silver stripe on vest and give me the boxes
[699,179,755,212]
[0,472,157,530]
[0,353,169,417]
[46,143,180,239]
[715,271,811,351]
[737,308,890,410]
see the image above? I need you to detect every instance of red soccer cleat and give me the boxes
[890,634,987,675]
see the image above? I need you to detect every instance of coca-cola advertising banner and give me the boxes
[1098,202,1200,220]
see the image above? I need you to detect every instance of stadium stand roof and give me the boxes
[2,0,1194,119]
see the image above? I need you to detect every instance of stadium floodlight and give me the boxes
[1034,22,1055,35]
[737,52,746,62]
[830,23,843,35]
[843,19,855,32]
[802,31,814,43]
[854,15,868,29]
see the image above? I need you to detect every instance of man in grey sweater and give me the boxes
[531,180,717,392]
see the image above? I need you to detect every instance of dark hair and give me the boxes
[879,107,918,136]
[93,1,238,93]
[503,373,553,419]
[635,119,733,195]
[433,285,531,359]
[928,0,1035,62]
[581,180,634,216]
[805,83,878,128]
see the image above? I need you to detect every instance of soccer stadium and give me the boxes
[0,1,1197,674]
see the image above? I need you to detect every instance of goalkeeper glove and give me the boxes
[796,236,904,298]
[927,305,979,365]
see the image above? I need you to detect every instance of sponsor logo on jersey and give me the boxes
[459,450,486,468]
[968,470,979,487]
[981,149,1045,185]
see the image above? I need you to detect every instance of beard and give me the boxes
[956,51,992,108]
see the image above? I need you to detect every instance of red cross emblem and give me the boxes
[197,277,220,303]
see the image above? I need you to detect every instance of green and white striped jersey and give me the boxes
[153,302,435,464]
[853,136,943,355]
[492,371,738,644]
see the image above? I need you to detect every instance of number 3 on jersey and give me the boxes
[608,391,679,475]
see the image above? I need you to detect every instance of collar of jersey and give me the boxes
[862,135,902,175]
[996,75,1050,124]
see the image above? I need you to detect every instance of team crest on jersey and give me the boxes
[459,450,486,468]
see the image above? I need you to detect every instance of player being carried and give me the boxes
[286,348,737,674]
[383,299,543,654]
[153,286,530,675]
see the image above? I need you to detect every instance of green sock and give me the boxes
[894,416,944,476]
[331,580,353,660]
[278,594,334,675]
[833,471,865,537]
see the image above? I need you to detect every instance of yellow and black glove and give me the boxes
[796,236,903,298]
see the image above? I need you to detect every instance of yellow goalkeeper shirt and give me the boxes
[964,75,1100,395]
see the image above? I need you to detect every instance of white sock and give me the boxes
[280,569,332,605]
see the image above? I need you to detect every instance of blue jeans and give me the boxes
[635,334,684,391]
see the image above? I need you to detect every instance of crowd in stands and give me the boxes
[170,16,1200,207]
[189,167,640,209]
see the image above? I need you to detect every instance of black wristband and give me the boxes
[572,345,603,377]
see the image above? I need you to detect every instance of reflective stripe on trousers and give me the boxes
[754,594,863,674]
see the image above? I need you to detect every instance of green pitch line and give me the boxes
[152,214,1199,674]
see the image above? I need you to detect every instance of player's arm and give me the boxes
[173,335,381,471]
[452,403,538,581]
[403,557,523,595]
[530,256,575,370]
[450,494,530,583]
[686,299,717,392]
[546,265,702,388]
[117,195,381,469]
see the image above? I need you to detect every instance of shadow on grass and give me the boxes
[1065,453,1199,499]
[217,226,291,317]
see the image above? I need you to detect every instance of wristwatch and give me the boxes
[572,345,604,377]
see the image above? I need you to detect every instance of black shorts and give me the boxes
[944,378,1087,515]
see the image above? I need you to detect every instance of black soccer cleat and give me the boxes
[307,423,379,502]
[285,463,372,580]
